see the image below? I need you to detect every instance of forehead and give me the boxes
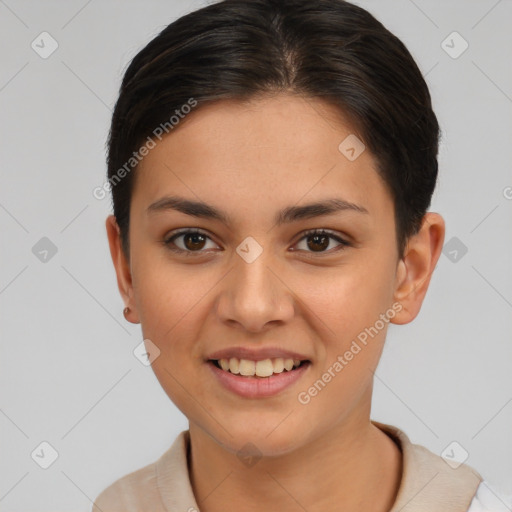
[132,94,392,224]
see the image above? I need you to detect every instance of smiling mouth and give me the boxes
[210,357,310,378]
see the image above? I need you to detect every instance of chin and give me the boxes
[204,415,313,459]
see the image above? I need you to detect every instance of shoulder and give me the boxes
[91,458,164,512]
[372,421,484,511]
[91,431,191,512]
[466,480,512,512]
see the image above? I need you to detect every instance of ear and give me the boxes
[390,212,445,325]
[105,215,140,324]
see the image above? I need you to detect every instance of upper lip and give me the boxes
[207,346,311,362]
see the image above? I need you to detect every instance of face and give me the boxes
[109,94,423,456]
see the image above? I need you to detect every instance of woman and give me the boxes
[93,0,510,510]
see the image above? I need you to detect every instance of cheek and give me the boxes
[131,250,211,339]
[295,268,393,420]
[131,256,211,411]
[292,257,396,341]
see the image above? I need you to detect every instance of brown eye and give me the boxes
[164,229,219,254]
[294,229,349,254]
[183,232,207,251]
[306,233,330,252]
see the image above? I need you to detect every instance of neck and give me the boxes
[188,414,402,512]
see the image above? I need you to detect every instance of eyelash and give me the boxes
[163,228,350,257]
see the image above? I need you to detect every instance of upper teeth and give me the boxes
[218,357,302,377]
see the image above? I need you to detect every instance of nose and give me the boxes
[215,250,295,333]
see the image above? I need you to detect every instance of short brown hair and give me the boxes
[107,0,440,259]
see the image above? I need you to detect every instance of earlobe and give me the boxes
[390,213,445,325]
[105,215,140,324]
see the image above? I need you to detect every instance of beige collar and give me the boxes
[95,421,482,511]
[373,421,482,511]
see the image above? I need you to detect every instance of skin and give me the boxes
[106,93,445,512]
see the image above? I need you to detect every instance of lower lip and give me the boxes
[207,361,310,398]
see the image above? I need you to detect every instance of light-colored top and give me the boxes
[468,481,512,512]
[91,421,505,511]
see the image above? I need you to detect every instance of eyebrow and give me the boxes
[146,195,369,226]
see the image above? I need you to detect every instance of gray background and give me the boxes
[1,0,511,510]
